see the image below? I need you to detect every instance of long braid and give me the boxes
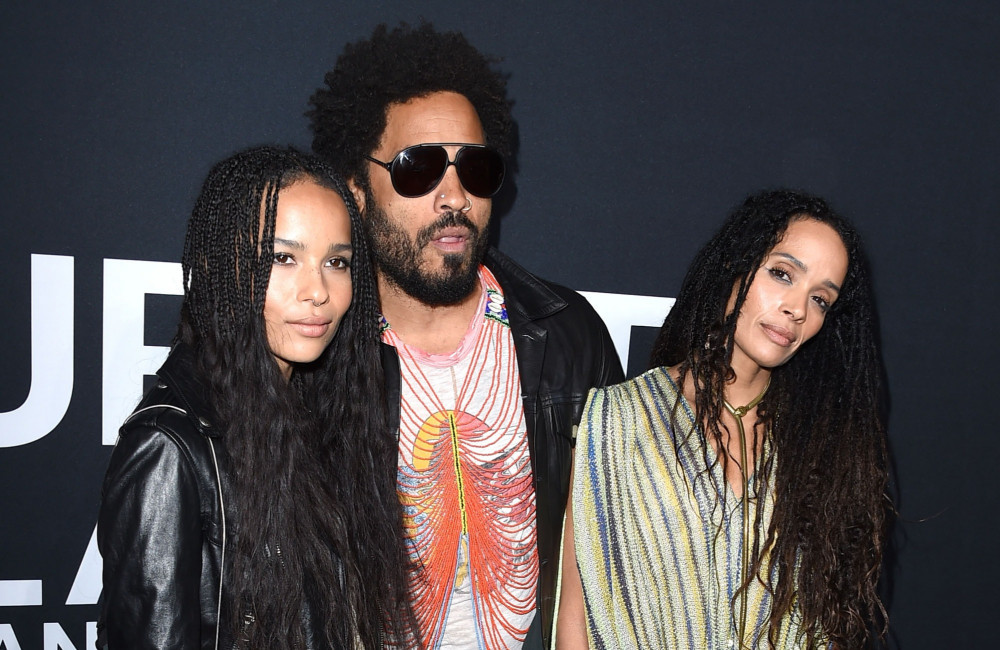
[178,146,411,648]
[650,189,889,648]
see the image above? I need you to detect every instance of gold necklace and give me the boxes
[722,376,770,649]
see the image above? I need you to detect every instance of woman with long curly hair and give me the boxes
[555,189,889,649]
[96,146,411,649]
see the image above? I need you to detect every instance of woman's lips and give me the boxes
[289,318,332,338]
[761,323,796,347]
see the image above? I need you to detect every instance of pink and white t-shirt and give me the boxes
[383,266,538,649]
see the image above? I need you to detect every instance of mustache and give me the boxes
[414,211,480,248]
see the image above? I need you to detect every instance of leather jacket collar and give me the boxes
[156,342,221,439]
[485,247,568,322]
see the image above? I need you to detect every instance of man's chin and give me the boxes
[438,249,476,270]
[383,263,480,307]
[414,249,476,280]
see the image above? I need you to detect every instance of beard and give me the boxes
[364,189,490,307]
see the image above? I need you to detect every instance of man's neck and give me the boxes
[379,275,484,356]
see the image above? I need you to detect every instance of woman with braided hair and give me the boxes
[556,189,889,649]
[96,146,411,649]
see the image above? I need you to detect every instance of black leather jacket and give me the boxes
[380,248,624,648]
[96,346,335,649]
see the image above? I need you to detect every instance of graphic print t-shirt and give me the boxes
[383,267,538,649]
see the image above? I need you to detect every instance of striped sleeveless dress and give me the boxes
[571,367,823,649]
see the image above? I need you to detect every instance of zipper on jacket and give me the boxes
[208,437,226,650]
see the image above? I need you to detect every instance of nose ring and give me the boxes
[461,197,472,213]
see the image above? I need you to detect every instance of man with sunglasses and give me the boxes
[309,22,623,650]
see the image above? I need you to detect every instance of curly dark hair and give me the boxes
[178,146,411,648]
[307,22,513,187]
[649,189,889,648]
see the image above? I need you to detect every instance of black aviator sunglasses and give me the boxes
[365,143,506,199]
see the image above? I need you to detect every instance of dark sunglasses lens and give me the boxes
[391,146,448,197]
[456,148,506,198]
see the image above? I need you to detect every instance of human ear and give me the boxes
[347,178,366,213]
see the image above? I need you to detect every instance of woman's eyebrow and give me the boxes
[774,252,841,293]
[273,237,304,250]
[775,251,806,270]
[273,239,352,254]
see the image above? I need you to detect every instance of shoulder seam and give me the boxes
[124,403,187,425]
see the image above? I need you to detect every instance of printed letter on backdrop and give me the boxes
[0,255,74,448]
[102,259,182,445]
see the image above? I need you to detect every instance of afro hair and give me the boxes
[308,22,513,185]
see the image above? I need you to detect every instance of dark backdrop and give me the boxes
[1,2,997,648]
